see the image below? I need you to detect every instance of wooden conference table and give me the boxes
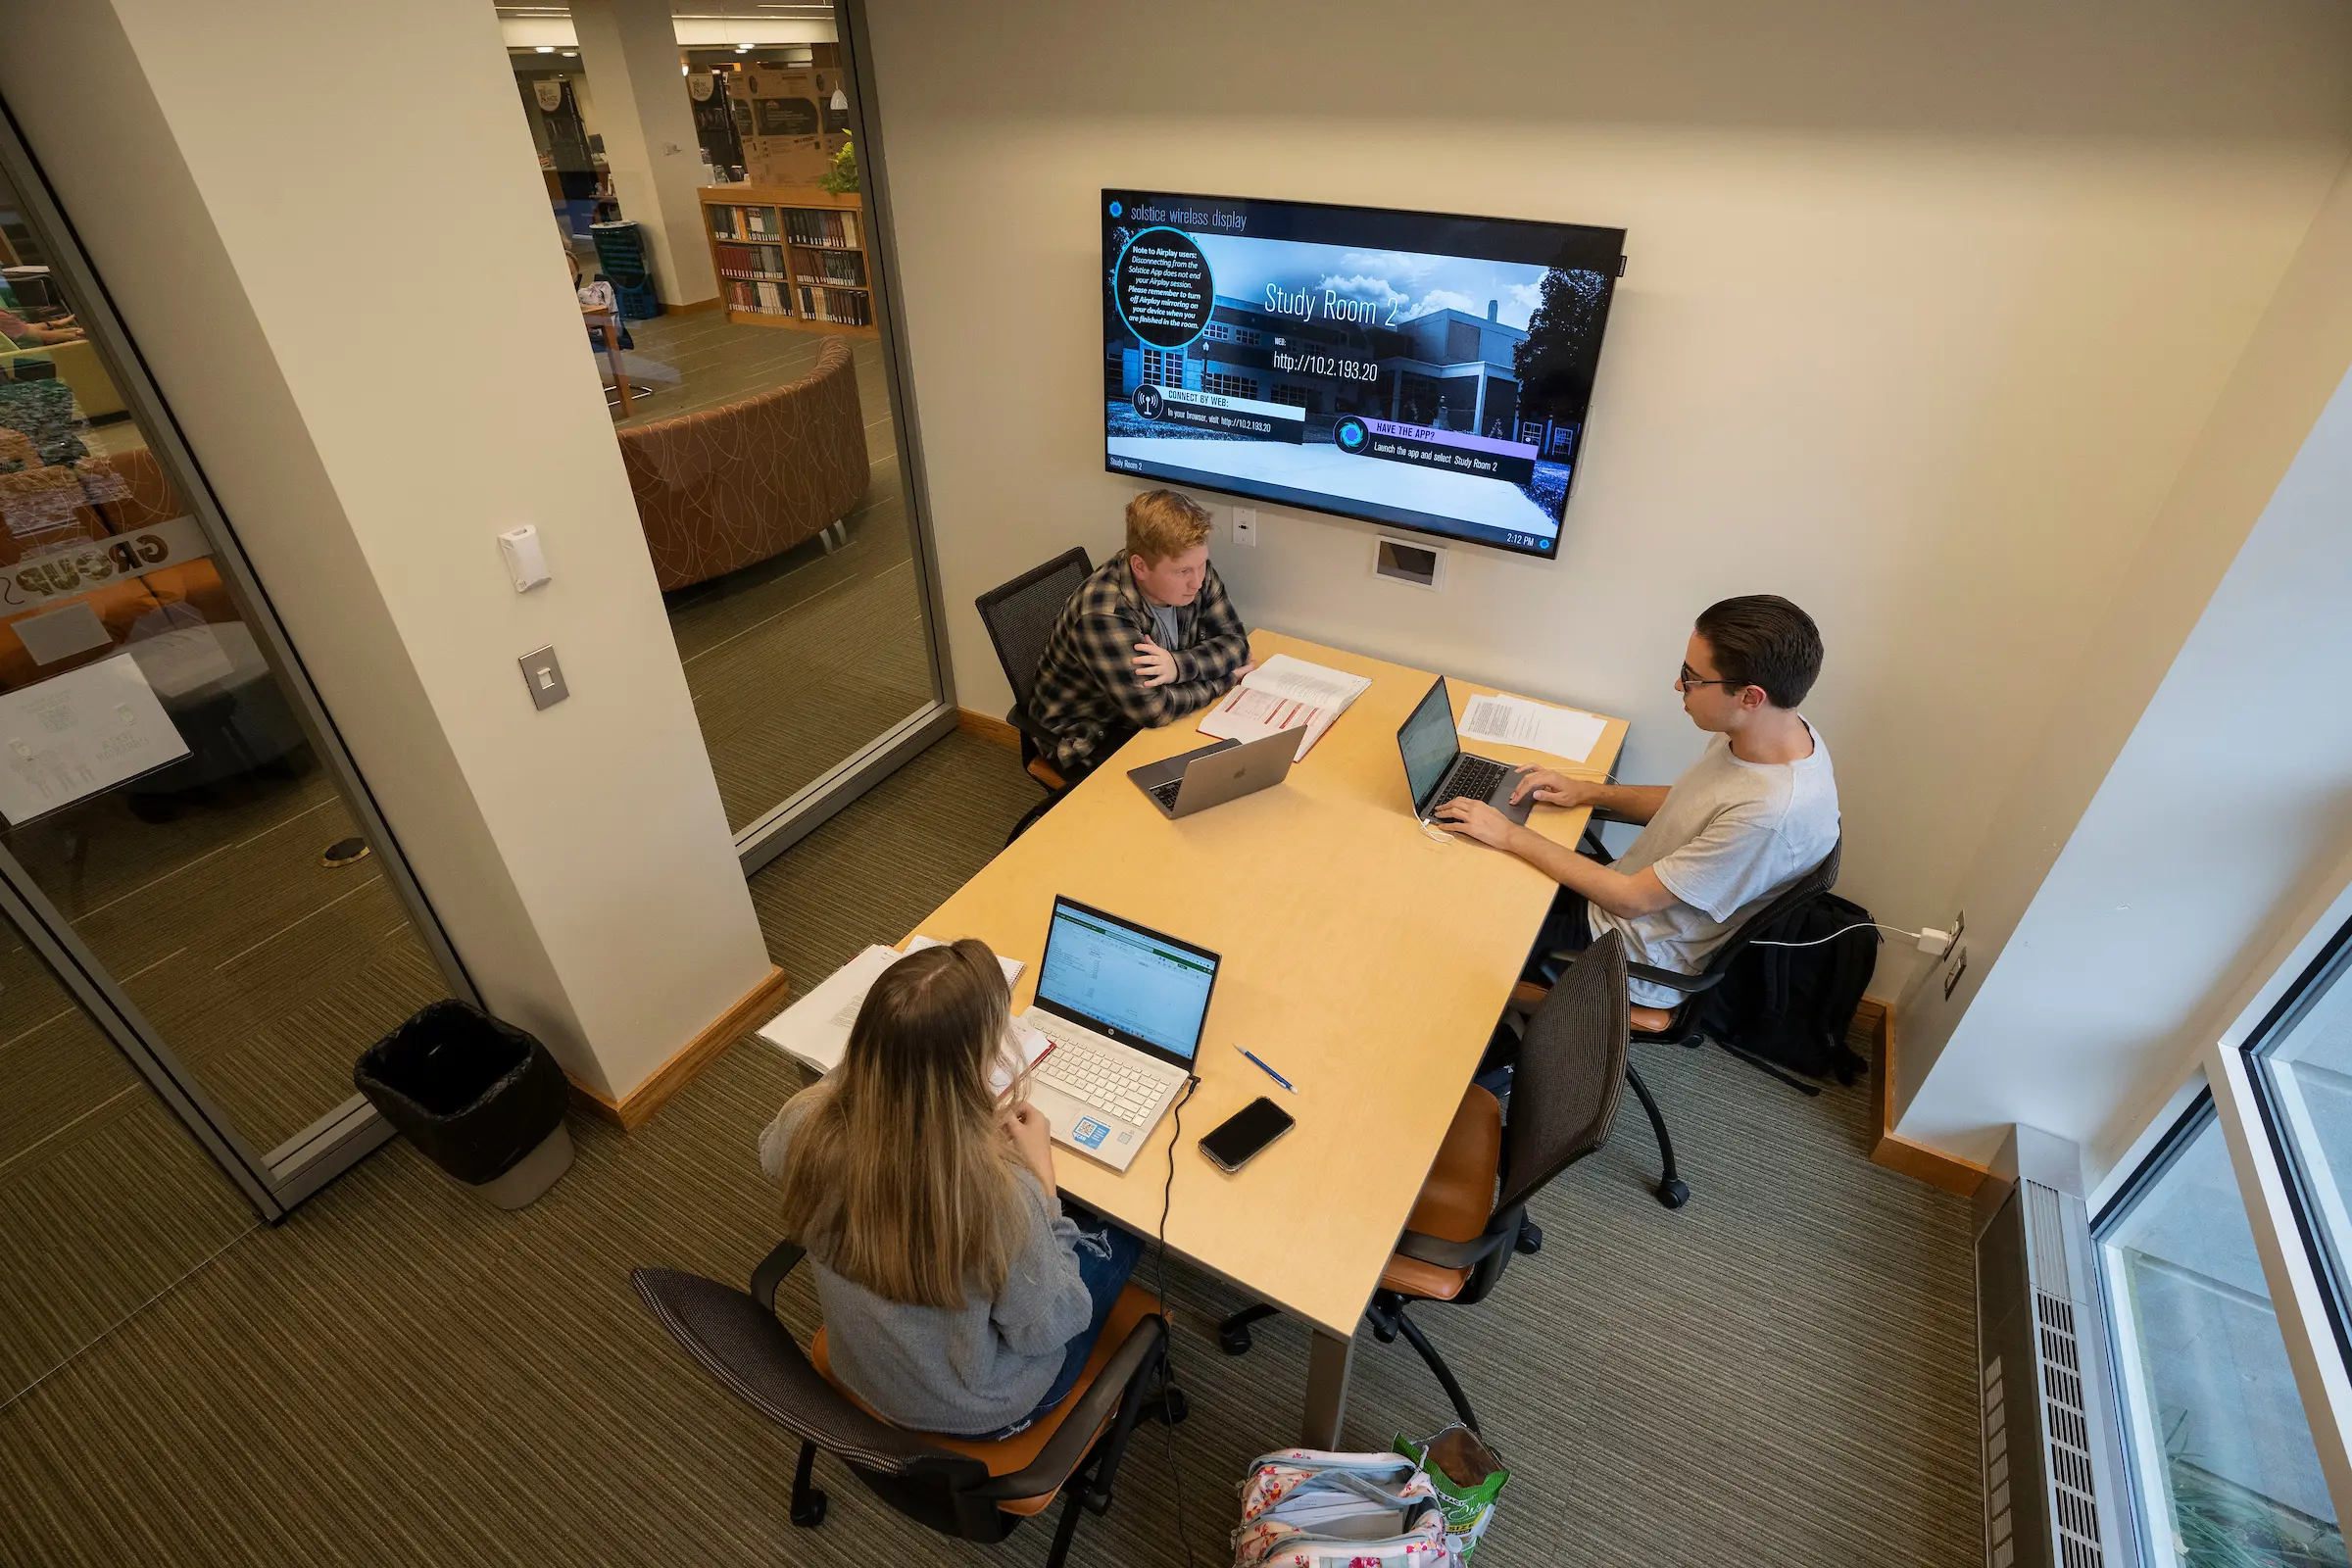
[908,630,1627,1446]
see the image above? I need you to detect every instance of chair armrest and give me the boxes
[751,1240,808,1312]
[1625,962,1721,996]
[1004,704,1058,747]
[974,1312,1166,1503]
[1391,1225,1512,1272]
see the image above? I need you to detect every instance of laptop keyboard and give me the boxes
[1148,778,1184,810]
[1030,1015,1166,1125]
[1437,754,1511,810]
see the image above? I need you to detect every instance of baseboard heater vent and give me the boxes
[1975,1127,2137,1568]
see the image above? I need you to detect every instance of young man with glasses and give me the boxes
[1437,594,1839,1005]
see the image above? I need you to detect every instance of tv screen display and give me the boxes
[1102,190,1624,560]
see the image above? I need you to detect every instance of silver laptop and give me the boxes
[1020,896,1220,1172]
[1397,676,1532,826]
[1125,728,1299,818]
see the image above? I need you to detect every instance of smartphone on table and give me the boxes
[1200,1097,1295,1173]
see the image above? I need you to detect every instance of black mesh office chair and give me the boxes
[1507,838,1844,1210]
[974,548,1093,842]
[1217,932,1633,1435]
[632,1240,1181,1568]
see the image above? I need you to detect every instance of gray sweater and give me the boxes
[759,1099,1091,1435]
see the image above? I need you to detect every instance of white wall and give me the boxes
[1895,176,2352,1164]
[571,0,721,308]
[860,0,2352,1005]
[0,0,772,1101]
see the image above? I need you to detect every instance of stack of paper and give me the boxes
[1455,692,1607,763]
[1196,653,1373,761]
[757,939,1028,1078]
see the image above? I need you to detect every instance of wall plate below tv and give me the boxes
[1373,537,1446,592]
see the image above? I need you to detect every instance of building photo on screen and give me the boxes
[1102,189,1625,559]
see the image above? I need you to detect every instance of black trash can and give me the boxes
[354,1000,574,1209]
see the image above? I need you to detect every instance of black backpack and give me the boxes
[1694,893,1877,1083]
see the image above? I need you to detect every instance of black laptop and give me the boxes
[1396,677,1532,825]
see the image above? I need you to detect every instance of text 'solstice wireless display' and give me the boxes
[1102,190,1625,560]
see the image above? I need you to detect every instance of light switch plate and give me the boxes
[519,645,569,710]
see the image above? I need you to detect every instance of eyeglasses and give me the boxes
[1678,662,1742,692]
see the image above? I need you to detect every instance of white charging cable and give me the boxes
[1753,920,1955,956]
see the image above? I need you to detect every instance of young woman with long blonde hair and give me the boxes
[760,939,1143,1438]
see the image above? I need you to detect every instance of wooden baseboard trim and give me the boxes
[664,296,726,317]
[571,964,791,1132]
[1860,998,1990,1198]
[957,708,1021,750]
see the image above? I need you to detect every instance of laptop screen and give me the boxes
[1397,677,1460,812]
[1035,898,1219,1062]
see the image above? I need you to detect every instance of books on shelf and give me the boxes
[724,278,792,315]
[782,207,860,248]
[1197,653,1373,760]
[716,242,785,279]
[708,205,738,239]
[797,284,873,326]
[793,249,867,288]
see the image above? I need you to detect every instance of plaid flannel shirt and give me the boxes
[1028,558,1250,774]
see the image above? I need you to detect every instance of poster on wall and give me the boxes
[0,653,190,824]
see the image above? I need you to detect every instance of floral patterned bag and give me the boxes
[1231,1447,1454,1567]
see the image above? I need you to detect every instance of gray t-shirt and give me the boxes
[759,1097,1090,1436]
[1588,720,1839,1006]
[1148,600,1183,652]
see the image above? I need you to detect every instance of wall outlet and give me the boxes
[1231,508,1257,546]
[1942,948,1969,1001]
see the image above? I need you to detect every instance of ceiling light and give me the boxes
[736,43,753,52]
[535,44,555,53]
[562,49,577,56]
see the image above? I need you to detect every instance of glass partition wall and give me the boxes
[0,108,466,1400]
[511,2,955,868]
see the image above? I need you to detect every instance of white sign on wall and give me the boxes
[0,653,190,824]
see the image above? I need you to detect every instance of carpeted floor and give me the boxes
[0,728,1983,1567]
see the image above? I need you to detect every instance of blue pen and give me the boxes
[1234,1042,1298,1094]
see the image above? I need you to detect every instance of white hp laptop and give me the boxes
[1020,896,1220,1172]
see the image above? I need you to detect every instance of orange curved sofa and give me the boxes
[616,335,869,592]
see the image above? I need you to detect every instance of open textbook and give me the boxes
[756,938,1045,1091]
[1196,652,1373,761]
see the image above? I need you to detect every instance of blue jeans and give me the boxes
[977,1203,1144,1439]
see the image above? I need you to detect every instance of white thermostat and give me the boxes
[499,525,552,593]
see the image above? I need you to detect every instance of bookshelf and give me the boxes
[697,183,879,337]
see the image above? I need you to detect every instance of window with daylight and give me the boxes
[2096,1099,2344,1566]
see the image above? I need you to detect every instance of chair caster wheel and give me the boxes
[790,1491,828,1528]
[1156,1389,1190,1425]
[1514,1221,1544,1255]
[1218,1325,1253,1355]
[1657,1178,1690,1209]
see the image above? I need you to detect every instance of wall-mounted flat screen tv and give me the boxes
[1102,190,1624,560]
